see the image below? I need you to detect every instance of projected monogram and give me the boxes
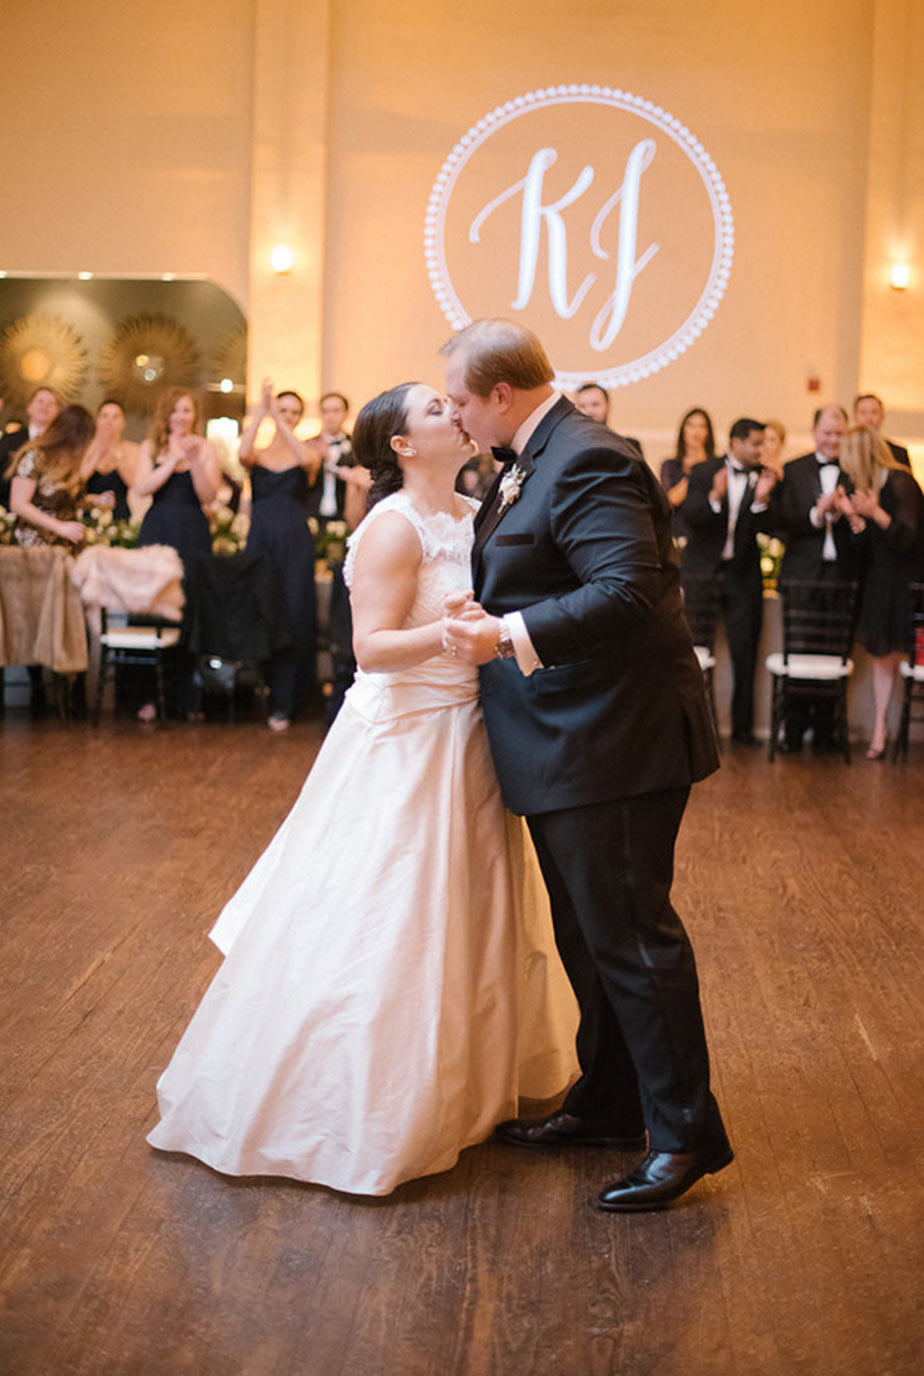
[424,86,734,389]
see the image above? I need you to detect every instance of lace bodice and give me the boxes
[342,491,481,719]
[344,492,478,620]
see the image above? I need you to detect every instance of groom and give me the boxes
[442,320,732,1211]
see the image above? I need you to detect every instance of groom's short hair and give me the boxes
[441,319,554,397]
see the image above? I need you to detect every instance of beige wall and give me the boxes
[2,0,253,308]
[2,0,922,452]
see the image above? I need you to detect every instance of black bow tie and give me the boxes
[817,458,840,467]
[492,446,519,469]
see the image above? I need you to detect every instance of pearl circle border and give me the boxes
[424,85,735,389]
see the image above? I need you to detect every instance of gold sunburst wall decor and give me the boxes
[99,313,201,413]
[211,321,247,387]
[0,313,89,408]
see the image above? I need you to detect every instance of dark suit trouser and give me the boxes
[527,788,727,1153]
[718,567,763,738]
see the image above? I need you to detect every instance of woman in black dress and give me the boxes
[82,399,138,521]
[659,407,715,543]
[239,381,322,731]
[134,388,221,720]
[837,426,924,758]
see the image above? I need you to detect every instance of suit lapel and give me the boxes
[471,396,574,581]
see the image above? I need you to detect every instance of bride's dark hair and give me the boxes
[352,382,420,509]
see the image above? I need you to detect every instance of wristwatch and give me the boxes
[494,620,516,660]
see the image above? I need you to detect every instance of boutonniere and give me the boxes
[498,464,527,512]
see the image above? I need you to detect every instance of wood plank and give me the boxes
[2,718,924,1375]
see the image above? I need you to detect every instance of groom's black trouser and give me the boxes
[526,786,727,1154]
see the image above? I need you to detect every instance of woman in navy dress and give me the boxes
[82,399,138,521]
[134,388,221,720]
[239,381,322,730]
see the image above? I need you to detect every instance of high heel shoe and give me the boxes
[865,742,887,761]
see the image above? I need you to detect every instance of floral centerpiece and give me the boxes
[757,533,785,594]
[210,506,249,556]
[80,502,141,548]
[309,517,349,568]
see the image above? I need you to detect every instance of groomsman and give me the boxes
[310,392,353,524]
[772,404,858,750]
[683,419,778,745]
[0,386,59,508]
[574,382,644,459]
[774,405,857,584]
[852,392,910,467]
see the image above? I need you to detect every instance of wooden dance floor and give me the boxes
[1,717,923,1375]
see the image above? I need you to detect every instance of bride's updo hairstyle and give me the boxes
[352,382,420,509]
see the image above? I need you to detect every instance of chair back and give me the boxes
[779,580,857,664]
[906,582,924,669]
[680,572,720,653]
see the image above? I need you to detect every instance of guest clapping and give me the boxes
[135,388,220,574]
[82,399,138,520]
[134,388,220,721]
[659,407,716,541]
[835,427,924,758]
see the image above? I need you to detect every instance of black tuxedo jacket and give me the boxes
[773,452,859,582]
[0,425,28,509]
[682,456,772,590]
[472,398,719,816]
[886,438,911,468]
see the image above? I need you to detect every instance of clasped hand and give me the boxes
[441,590,502,665]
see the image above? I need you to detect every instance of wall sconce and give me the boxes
[890,263,910,290]
[271,243,295,274]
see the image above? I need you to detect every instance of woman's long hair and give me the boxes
[838,426,900,492]
[148,387,201,458]
[352,383,418,509]
[673,407,716,462]
[8,404,95,491]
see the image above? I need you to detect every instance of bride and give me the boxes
[147,382,577,1196]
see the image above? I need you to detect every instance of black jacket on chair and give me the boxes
[472,398,718,817]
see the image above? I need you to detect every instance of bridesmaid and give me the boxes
[239,380,322,731]
[82,398,138,521]
[134,388,221,720]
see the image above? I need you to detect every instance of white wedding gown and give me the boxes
[147,493,578,1196]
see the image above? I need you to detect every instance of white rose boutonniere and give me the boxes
[498,464,527,512]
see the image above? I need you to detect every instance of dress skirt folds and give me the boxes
[147,494,577,1196]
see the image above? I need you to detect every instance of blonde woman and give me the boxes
[760,419,787,476]
[836,427,924,758]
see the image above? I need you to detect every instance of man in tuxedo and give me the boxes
[0,386,59,508]
[442,320,731,1212]
[772,404,858,750]
[309,391,353,524]
[574,381,644,459]
[774,405,856,584]
[683,418,778,745]
[852,392,910,467]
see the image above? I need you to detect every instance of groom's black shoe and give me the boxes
[596,1143,735,1212]
[495,1111,647,1152]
